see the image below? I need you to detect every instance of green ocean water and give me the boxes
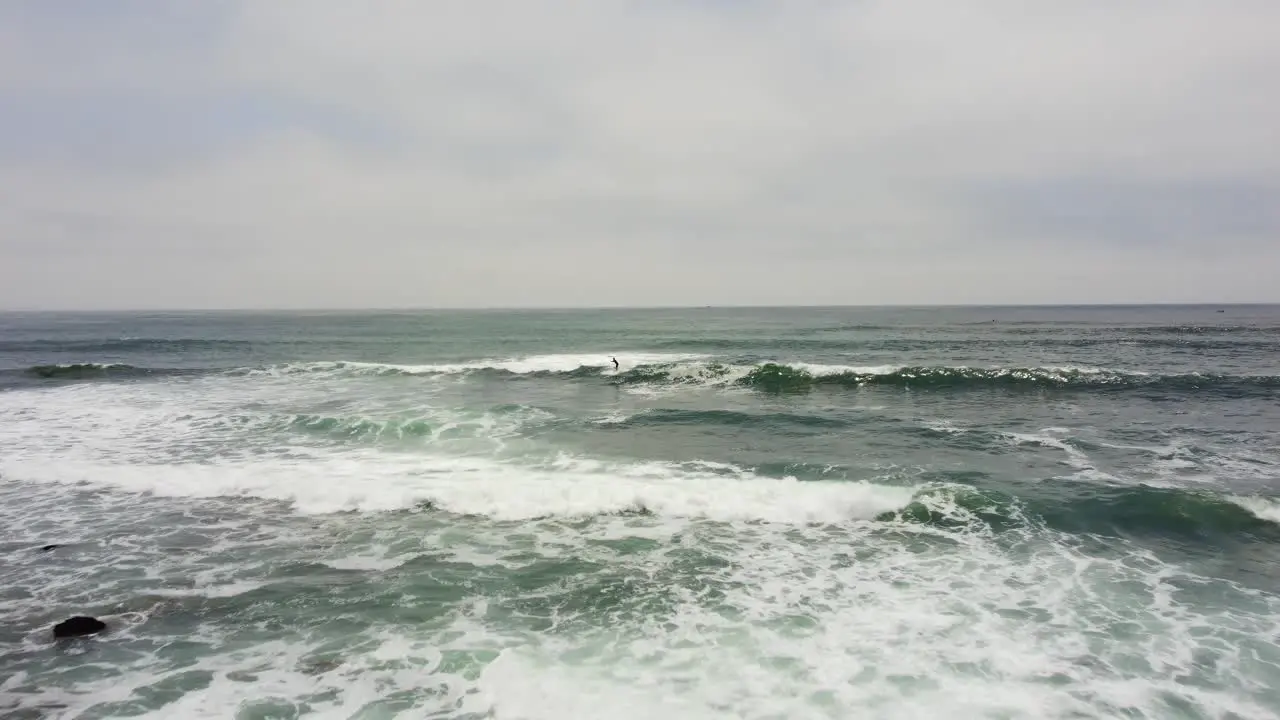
[1,305,1279,719]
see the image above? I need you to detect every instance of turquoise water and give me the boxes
[1,305,1279,719]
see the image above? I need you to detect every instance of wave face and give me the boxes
[3,305,1280,718]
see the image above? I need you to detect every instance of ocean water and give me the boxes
[1,305,1279,719]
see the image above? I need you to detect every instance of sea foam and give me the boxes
[0,452,917,522]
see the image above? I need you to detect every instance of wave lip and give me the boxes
[1228,496,1280,526]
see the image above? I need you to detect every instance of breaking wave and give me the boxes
[8,356,1279,397]
[221,358,1280,397]
[229,359,1280,396]
[0,453,921,523]
[731,363,1280,395]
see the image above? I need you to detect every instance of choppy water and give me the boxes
[2,305,1279,719]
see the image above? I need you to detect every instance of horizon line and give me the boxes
[2,301,1278,314]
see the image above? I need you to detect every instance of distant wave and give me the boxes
[224,353,706,378]
[1121,324,1280,335]
[601,360,1277,396]
[729,363,1280,395]
[8,356,1278,397]
[17,363,200,380]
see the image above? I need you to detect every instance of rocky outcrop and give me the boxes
[52,616,106,639]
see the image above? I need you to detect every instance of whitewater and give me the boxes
[2,305,1279,719]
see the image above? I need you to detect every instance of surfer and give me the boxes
[611,357,619,371]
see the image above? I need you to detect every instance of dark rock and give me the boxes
[52,616,106,639]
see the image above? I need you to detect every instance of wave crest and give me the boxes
[888,483,1280,541]
[728,363,1278,395]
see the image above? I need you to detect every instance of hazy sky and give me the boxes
[2,1,1278,309]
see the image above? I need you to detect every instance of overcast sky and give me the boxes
[2,1,1277,309]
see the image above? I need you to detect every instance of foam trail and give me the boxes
[1003,429,1097,472]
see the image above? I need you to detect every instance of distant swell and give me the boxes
[20,363,197,380]
[655,337,1280,352]
[0,338,254,353]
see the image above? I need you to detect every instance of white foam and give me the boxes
[8,344,1280,718]
[1037,365,1145,376]
[591,409,639,424]
[2,374,917,524]
[0,375,559,476]
[0,452,917,523]
[922,418,968,434]
[321,546,409,572]
[4,476,1279,720]
[149,580,266,599]
[1003,428,1100,473]
[998,429,1146,489]
[244,352,706,378]
[471,520,1280,720]
[1090,437,1280,489]
[249,356,896,381]
[788,362,903,376]
[490,352,704,374]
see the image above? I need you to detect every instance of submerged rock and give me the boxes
[52,616,106,639]
[299,657,344,676]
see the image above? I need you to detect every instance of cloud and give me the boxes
[1,0,1278,309]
